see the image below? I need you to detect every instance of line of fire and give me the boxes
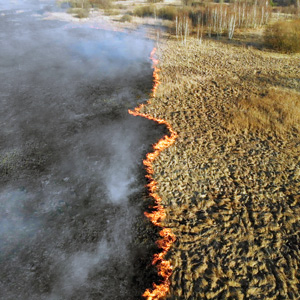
[128,48,178,300]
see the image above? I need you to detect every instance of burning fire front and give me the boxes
[129,48,177,300]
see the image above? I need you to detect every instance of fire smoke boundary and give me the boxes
[128,48,177,300]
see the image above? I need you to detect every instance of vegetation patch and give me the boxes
[104,8,121,16]
[157,6,177,20]
[229,88,300,136]
[133,5,155,18]
[89,0,113,9]
[264,19,300,53]
[61,0,115,13]
[67,7,90,18]
[147,0,164,3]
[119,14,133,22]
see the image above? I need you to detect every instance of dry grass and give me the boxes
[265,19,300,53]
[119,14,133,22]
[140,37,300,299]
[67,7,90,18]
[147,0,164,3]
[104,8,121,15]
[229,87,300,136]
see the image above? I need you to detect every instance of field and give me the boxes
[48,1,300,298]
[140,38,300,299]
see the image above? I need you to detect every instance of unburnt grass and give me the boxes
[139,37,300,299]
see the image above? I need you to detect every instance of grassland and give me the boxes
[140,38,300,299]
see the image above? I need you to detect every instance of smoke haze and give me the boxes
[0,1,162,299]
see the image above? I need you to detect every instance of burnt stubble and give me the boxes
[0,2,162,299]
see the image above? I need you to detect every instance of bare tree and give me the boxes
[228,14,236,39]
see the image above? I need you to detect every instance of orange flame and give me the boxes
[128,48,177,300]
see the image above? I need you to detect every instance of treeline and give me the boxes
[133,0,272,40]
[179,0,271,40]
[184,0,299,6]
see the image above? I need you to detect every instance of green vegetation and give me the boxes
[265,19,300,52]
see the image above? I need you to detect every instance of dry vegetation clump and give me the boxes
[89,0,114,9]
[133,5,156,18]
[119,14,133,22]
[62,0,113,9]
[157,6,178,20]
[228,87,300,136]
[104,8,121,15]
[62,0,122,17]
[67,7,90,18]
[264,19,300,53]
[140,38,300,299]
[132,4,176,20]
[147,0,164,3]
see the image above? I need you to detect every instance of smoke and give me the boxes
[0,188,40,252]
[49,240,111,299]
[103,123,141,203]
[0,1,161,299]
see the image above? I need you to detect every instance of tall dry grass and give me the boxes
[228,88,300,136]
[133,5,177,20]
[62,0,115,11]
[264,19,300,53]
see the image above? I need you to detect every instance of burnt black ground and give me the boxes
[0,2,164,299]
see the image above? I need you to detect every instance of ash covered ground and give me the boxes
[0,1,163,299]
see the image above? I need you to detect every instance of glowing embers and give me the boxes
[128,48,177,299]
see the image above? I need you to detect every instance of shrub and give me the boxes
[133,5,178,20]
[264,19,300,53]
[133,5,155,17]
[67,7,90,18]
[157,6,177,20]
[191,1,204,7]
[64,0,112,9]
[90,0,112,9]
[113,3,126,9]
[104,9,120,15]
[76,8,89,17]
[120,14,133,22]
[186,7,205,26]
[181,0,194,5]
[67,0,91,9]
